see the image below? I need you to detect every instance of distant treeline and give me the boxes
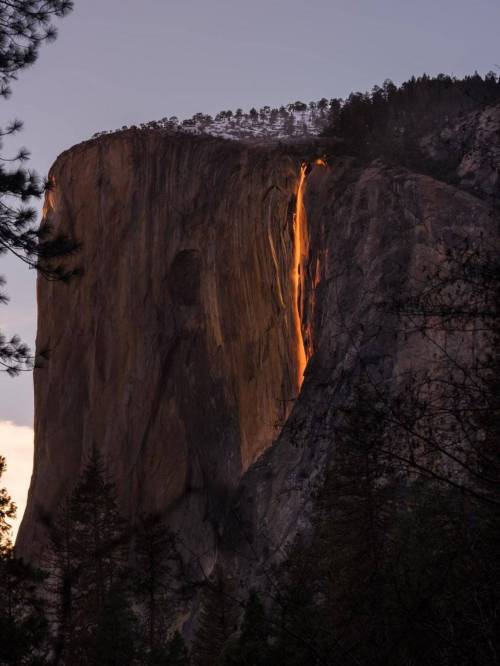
[92,99,337,140]
[93,73,500,150]
[322,71,500,163]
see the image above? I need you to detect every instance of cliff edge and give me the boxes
[17,108,499,614]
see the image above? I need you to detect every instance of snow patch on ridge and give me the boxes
[93,100,335,143]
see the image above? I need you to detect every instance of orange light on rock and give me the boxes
[315,157,327,167]
[292,163,308,389]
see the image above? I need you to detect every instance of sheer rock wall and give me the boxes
[17,132,305,563]
[17,111,499,593]
[222,159,496,588]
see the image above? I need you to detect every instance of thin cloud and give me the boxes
[0,420,34,541]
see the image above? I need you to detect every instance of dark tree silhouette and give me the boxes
[191,568,239,666]
[91,585,140,666]
[46,449,133,664]
[0,455,49,664]
[222,590,272,666]
[0,0,78,376]
[160,631,190,666]
[0,1,74,97]
[0,554,48,665]
[323,72,500,175]
[0,454,15,552]
[134,513,185,658]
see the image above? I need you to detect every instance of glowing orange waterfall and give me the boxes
[292,163,308,389]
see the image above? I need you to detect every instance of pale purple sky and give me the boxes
[1,0,499,533]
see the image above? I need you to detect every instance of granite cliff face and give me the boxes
[17,107,499,604]
[18,132,310,562]
[421,102,500,199]
[222,159,496,586]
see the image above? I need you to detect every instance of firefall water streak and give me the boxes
[292,164,308,389]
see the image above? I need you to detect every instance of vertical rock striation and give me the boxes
[17,131,306,563]
[221,156,497,586]
[17,105,499,607]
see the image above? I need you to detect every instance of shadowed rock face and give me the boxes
[222,159,497,586]
[420,101,500,199]
[17,131,307,562]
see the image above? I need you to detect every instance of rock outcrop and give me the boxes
[17,107,499,615]
[421,101,500,199]
[17,132,309,564]
[222,158,496,587]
